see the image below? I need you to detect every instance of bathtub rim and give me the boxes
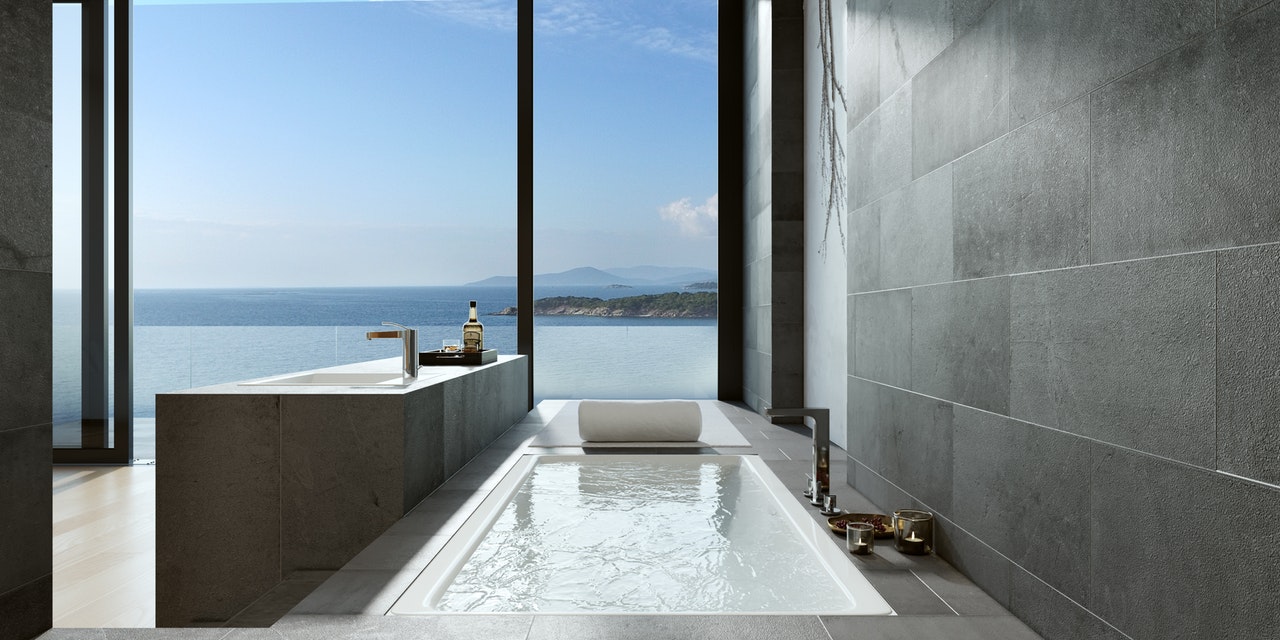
[387,453,896,616]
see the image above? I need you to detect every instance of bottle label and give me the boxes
[463,330,482,351]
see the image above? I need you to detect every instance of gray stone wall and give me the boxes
[845,2,1280,639]
[0,0,54,638]
[744,0,806,413]
[743,0,770,412]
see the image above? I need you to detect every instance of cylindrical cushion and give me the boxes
[577,400,703,442]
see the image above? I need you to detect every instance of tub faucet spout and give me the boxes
[765,407,829,505]
[366,322,419,378]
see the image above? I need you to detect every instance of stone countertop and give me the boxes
[160,354,525,396]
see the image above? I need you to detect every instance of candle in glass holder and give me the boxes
[892,509,933,555]
[846,522,875,555]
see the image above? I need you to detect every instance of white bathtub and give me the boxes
[389,454,894,615]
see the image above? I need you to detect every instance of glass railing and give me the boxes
[53,321,717,424]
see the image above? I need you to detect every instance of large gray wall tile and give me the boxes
[1009,0,1214,125]
[1218,0,1274,22]
[280,395,405,573]
[1215,242,1280,485]
[879,165,953,290]
[932,516,1012,611]
[0,111,52,272]
[157,394,282,626]
[0,574,50,640]
[1090,3,1280,262]
[911,0,1011,177]
[878,0,953,99]
[952,407,1091,602]
[851,82,912,209]
[863,382,954,514]
[951,0,999,36]
[1009,254,1216,467]
[1008,568,1128,640]
[848,200,880,293]
[0,269,51,432]
[0,425,51,595]
[0,0,51,121]
[852,289,911,388]
[910,277,1010,415]
[847,376,881,466]
[953,98,1089,280]
[1089,448,1280,640]
[847,0,880,128]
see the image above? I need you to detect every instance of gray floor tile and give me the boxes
[36,632,230,640]
[822,614,1041,640]
[268,614,533,640]
[528,615,833,640]
[340,533,448,572]
[288,568,421,616]
[911,562,1010,616]
[857,570,954,616]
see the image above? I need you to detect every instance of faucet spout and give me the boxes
[366,322,419,379]
[765,407,830,504]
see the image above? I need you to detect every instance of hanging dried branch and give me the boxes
[817,0,847,258]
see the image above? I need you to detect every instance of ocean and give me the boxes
[52,285,718,422]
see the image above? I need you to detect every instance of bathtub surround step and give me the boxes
[155,356,528,627]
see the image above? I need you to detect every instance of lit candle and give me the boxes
[905,533,922,543]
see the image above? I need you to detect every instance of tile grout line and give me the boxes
[909,569,960,616]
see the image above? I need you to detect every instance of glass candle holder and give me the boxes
[892,509,933,555]
[846,522,875,555]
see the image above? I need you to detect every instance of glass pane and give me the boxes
[134,1,518,444]
[532,1,719,400]
[52,3,83,448]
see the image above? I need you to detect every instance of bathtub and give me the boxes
[389,454,894,615]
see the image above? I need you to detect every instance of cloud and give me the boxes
[659,193,717,236]
[407,0,717,63]
[403,0,517,31]
[632,26,717,64]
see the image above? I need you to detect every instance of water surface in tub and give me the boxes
[393,455,891,614]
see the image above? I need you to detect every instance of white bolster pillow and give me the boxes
[578,400,703,442]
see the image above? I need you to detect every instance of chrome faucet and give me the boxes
[765,407,830,505]
[366,322,419,378]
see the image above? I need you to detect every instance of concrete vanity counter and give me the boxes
[155,355,528,627]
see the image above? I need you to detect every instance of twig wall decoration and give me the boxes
[817,0,847,257]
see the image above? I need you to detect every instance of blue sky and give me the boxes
[53,0,718,289]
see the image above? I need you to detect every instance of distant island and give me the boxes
[468,265,717,288]
[683,281,717,291]
[491,292,717,318]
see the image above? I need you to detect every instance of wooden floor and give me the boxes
[52,465,157,628]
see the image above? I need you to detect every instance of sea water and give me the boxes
[52,286,717,423]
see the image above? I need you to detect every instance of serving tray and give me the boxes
[827,512,893,538]
[419,348,497,366]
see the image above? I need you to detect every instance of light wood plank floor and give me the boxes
[52,465,156,628]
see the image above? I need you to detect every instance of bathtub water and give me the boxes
[389,455,894,615]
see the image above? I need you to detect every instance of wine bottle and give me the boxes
[462,300,484,352]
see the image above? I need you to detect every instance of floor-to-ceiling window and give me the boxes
[531,0,719,400]
[58,1,723,462]
[129,0,518,456]
[53,1,85,450]
[53,0,132,462]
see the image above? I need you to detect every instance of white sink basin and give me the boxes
[241,372,416,387]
